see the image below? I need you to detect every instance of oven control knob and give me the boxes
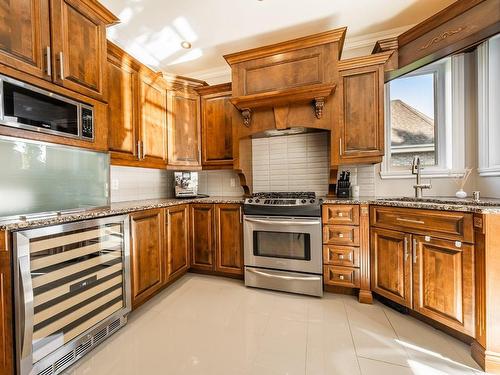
[255,199,260,203]
[310,199,315,203]
[301,199,307,204]
[248,199,253,203]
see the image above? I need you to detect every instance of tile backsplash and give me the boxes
[252,132,330,196]
[197,170,245,197]
[110,166,174,202]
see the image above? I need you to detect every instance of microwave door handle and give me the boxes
[18,254,34,360]
[244,218,319,226]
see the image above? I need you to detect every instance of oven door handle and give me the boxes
[244,218,320,226]
[246,268,322,281]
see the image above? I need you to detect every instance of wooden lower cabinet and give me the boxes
[215,204,243,275]
[130,209,164,308]
[190,204,215,271]
[371,228,412,307]
[0,231,14,375]
[413,236,474,336]
[166,205,190,279]
[189,203,243,276]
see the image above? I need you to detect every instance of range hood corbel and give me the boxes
[230,83,336,127]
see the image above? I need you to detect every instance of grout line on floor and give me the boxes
[343,295,363,374]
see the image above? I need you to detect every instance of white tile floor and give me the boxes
[66,274,486,375]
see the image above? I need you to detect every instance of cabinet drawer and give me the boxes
[323,225,360,246]
[322,205,359,225]
[370,206,473,243]
[323,266,360,288]
[323,245,360,267]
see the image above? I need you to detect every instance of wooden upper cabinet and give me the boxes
[371,228,412,307]
[139,71,167,168]
[0,0,51,80]
[190,204,215,271]
[166,205,189,280]
[130,209,164,308]
[107,43,139,162]
[167,87,201,169]
[197,83,234,168]
[334,52,392,165]
[215,204,243,275]
[49,0,117,100]
[413,235,474,336]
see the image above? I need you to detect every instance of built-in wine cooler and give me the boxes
[13,215,131,375]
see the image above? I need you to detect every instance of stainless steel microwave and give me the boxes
[0,74,94,140]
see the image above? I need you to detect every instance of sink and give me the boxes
[376,196,500,207]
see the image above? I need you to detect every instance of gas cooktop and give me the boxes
[244,192,322,216]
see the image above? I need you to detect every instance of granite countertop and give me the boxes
[2,195,500,232]
[0,196,245,231]
[322,196,500,214]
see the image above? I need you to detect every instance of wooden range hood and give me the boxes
[223,28,392,196]
[223,28,346,196]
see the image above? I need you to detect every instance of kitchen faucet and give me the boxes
[411,156,431,198]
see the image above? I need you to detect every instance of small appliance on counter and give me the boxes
[174,171,199,198]
[336,171,351,198]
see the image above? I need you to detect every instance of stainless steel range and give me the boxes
[243,192,323,297]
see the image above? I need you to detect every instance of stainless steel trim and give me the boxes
[80,103,95,141]
[59,52,64,80]
[245,267,323,297]
[137,141,142,160]
[396,217,425,225]
[247,267,322,281]
[46,46,52,77]
[244,217,320,226]
[0,74,94,141]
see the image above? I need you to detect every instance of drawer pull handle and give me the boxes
[338,233,344,238]
[396,217,425,225]
[339,275,345,280]
[338,254,344,259]
[404,237,409,262]
[338,212,343,217]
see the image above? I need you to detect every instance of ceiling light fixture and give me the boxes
[180,41,192,49]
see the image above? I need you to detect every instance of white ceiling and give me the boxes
[101,0,455,83]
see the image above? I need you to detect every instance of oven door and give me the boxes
[244,215,322,274]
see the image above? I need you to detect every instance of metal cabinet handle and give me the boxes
[339,138,343,156]
[137,141,142,160]
[45,46,51,76]
[18,255,34,359]
[239,207,243,224]
[413,238,418,264]
[244,218,320,226]
[338,254,344,260]
[396,217,425,225]
[59,52,64,79]
[141,141,146,159]
[339,275,345,280]
[338,233,344,238]
[404,237,409,262]
[338,212,343,217]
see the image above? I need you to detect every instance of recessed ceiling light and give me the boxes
[180,41,192,49]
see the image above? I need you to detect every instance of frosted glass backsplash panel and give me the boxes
[0,137,109,217]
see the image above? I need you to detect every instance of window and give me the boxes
[381,55,466,179]
[478,34,500,177]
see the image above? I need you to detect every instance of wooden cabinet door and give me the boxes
[190,204,215,271]
[0,0,51,80]
[413,236,474,335]
[130,209,164,307]
[139,73,167,168]
[107,45,139,163]
[336,63,385,164]
[167,89,201,168]
[166,205,189,279]
[215,204,243,275]
[200,85,233,168]
[371,228,412,307]
[49,0,109,100]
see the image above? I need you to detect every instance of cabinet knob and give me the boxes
[339,254,344,259]
[339,275,345,280]
[455,241,462,248]
[338,233,344,238]
[338,212,343,217]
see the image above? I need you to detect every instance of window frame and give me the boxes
[477,35,500,177]
[380,55,466,179]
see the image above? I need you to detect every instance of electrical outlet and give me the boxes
[230,178,236,187]
[111,179,119,190]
